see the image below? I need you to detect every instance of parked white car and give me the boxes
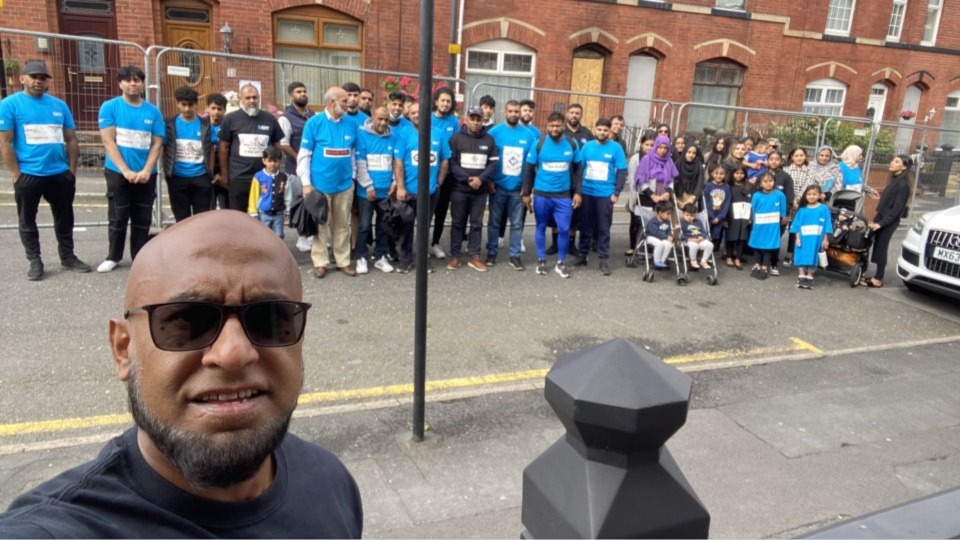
[897,205,960,300]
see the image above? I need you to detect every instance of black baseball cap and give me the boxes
[21,60,50,77]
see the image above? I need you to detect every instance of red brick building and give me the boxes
[2,0,959,145]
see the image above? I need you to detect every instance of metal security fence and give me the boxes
[470,81,674,153]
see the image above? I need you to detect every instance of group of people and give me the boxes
[1,60,912,288]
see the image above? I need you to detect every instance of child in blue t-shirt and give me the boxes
[748,172,787,279]
[254,147,287,239]
[644,201,675,269]
[744,139,769,181]
[789,184,834,289]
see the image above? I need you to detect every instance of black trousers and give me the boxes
[14,171,77,262]
[871,219,900,280]
[105,169,156,263]
[578,195,613,260]
[211,185,229,210]
[228,180,252,212]
[431,176,454,246]
[167,173,213,222]
[449,189,487,258]
[400,192,439,264]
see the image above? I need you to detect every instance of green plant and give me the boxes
[4,59,20,73]
[770,117,895,158]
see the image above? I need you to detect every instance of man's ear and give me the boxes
[109,319,132,382]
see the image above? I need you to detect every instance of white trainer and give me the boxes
[520,239,527,253]
[97,260,118,273]
[356,258,369,274]
[374,256,394,273]
[429,244,446,259]
[296,236,312,252]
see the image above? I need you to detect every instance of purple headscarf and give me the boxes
[634,136,679,195]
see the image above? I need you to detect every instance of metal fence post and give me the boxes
[521,338,710,539]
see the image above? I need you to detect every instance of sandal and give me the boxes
[725,258,735,267]
[700,260,712,269]
[690,261,700,269]
[735,261,743,270]
[858,277,883,288]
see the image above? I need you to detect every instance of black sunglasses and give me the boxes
[124,300,311,352]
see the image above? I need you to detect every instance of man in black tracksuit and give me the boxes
[446,106,499,272]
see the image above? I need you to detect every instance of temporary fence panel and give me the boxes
[470,81,673,153]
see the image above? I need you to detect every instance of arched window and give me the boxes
[803,78,847,116]
[465,39,536,122]
[687,58,744,133]
[272,6,362,107]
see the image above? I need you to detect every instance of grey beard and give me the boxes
[126,365,293,490]
[243,105,260,117]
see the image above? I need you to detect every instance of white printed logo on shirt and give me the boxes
[585,161,608,181]
[732,202,752,220]
[541,161,569,173]
[115,127,153,150]
[238,133,269,158]
[501,146,524,177]
[754,211,779,225]
[460,153,487,169]
[800,224,822,236]
[366,153,392,172]
[23,124,65,145]
[175,139,204,164]
[411,150,438,167]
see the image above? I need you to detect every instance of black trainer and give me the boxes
[508,257,525,271]
[397,262,412,274]
[61,256,92,273]
[27,259,44,281]
[599,260,611,276]
[485,255,496,267]
[572,255,588,267]
[536,259,547,275]
[555,261,571,279]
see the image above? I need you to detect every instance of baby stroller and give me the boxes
[825,190,873,287]
[672,195,720,286]
[625,197,687,285]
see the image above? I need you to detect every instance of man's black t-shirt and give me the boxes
[0,428,363,538]
[219,110,284,183]
[565,124,594,148]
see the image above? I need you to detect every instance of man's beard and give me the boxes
[506,117,519,127]
[568,119,580,128]
[242,105,260,117]
[127,364,294,490]
[293,97,308,108]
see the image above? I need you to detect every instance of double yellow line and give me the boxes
[0,337,822,438]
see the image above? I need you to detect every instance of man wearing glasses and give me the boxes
[0,211,363,537]
[0,60,92,281]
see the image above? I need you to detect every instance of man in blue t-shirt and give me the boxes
[573,118,627,276]
[428,87,462,260]
[0,59,91,280]
[356,107,397,274]
[486,100,534,271]
[162,86,213,222]
[521,112,583,279]
[96,65,165,274]
[391,102,451,274]
[297,86,359,279]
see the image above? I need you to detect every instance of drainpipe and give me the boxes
[454,0,465,97]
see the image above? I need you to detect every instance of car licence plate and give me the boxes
[932,246,960,263]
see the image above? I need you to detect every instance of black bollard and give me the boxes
[521,339,710,539]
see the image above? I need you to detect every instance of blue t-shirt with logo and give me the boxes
[432,113,459,147]
[98,97,165,174]
[488,122,534,191]
[356,129,395,199]
[394,125,451,195]
[526,136,580,194]
[210,124,221,145]
[343,110,369,131]
[579,140,627,198]
[300,112,358,195]
[748,189,787,250]
[172,116,206,177]
[0,92,76,176]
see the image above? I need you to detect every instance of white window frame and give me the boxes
[715,0,746,9]
[940,90,960,148]
[802,78,847,116]
[887,0,908,41]
[465,46,536,79]
[825,0,856,36]
[921,0,942,45]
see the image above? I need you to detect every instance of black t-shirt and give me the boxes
[565,125,594,147]
[219,110,284,183]
[0,428,363,538]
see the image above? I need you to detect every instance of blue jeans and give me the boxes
[486,187,525,259]
[259,212,284,238]
[534,196,573,261]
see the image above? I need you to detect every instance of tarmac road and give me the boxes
[0,194,958,537]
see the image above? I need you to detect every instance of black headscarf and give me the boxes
[676,144,704,191]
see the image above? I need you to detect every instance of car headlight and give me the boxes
[911,216,928,235]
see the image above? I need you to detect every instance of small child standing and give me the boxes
[747,172,787,279]
[254,147,288,238]
[725,166,752,269]
[704,164,731,246]
[680,203,713,269]
[744,139,769,181]
[789,184,834,289]
[645,201,675,269]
